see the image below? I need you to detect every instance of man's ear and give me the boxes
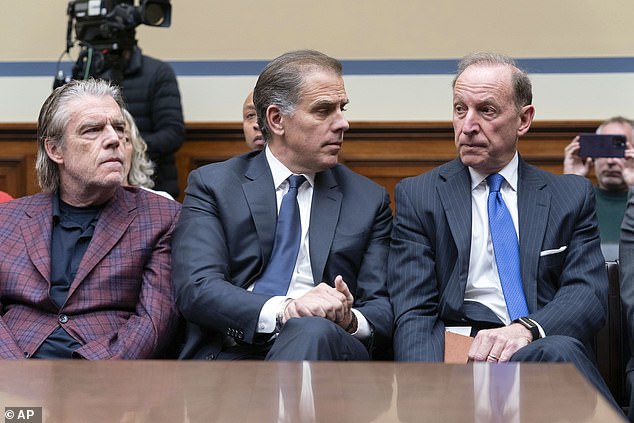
[517,105,535,137]
[267,105,285,136]
[44,139,64,165]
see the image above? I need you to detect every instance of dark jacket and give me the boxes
[121,46,185,198]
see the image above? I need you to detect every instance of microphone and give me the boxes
[53,70,70,90]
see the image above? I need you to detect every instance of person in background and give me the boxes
[113,34,185,199]
[173,50,393,361]
[388,52,620,411]
[563,116,634,244]
[0,78,181,359]
[122,109,174,201]
[242,90,265,150]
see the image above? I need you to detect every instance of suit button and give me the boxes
[23,352,29,358]
[205,353,215,360]
[58,314,69,324]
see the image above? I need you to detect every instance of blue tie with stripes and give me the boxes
[253,175,306,296]
[487,173,529,320]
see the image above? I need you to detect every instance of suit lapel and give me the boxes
[243,154,277,266]
[309,169,342,286]
[437,159,472,294]
[517,159,550,312]
[22,194,55,284]
[69,188,135,296]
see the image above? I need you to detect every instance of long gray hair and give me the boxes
[36,78,124,192]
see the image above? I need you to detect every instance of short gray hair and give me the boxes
[453,52,533,111]
[253,50,343,142]
[36,78,124,192]
[596,116,634,136]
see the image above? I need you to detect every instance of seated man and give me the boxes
[388,52,620,410]
[242,90,265,150]
[564,116,634,246]
[173,50,393,361]
[619,190,634,420]
[0,79,181,359]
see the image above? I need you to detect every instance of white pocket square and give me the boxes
[539,246,567,257]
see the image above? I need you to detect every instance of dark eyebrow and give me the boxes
[312,98,349,109]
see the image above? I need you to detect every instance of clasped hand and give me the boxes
[468,323,532,362]
[282,275,354,330]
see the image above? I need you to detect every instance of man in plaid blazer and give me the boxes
[0,79,181,359]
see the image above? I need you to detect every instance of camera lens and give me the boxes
[143,4,165,26]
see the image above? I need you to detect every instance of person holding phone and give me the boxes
[564,116,634,244]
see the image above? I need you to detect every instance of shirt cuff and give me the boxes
[257,296,286,333]
[350,309,371,340]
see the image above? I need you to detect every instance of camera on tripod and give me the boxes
[55,0,171,87]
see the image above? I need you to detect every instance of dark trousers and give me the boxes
[217,316,369,361]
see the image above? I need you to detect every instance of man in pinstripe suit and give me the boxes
[0,79,181,359]
[389,52,619,408]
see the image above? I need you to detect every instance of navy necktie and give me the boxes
[487,173,528,320]
[253,175,306,296]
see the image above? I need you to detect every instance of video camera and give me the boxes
[55,0,171,87]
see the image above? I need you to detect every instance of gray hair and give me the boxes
[123,109,155,188]
[253,50,343,142]
[36,78,124,192]
[453,52,533,111]
[596,116,634,138]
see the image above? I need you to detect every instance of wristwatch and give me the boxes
[275,298,293,332]
[512,317,541,341]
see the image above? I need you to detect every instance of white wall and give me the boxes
[3,1,634,123]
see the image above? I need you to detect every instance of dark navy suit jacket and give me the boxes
[173,150,393,359]
[389,156,608,361]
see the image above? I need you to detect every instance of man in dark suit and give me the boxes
[0,79,181,359]
[619,188,634,421]
[173,50,393,361]
[389,52,619,407]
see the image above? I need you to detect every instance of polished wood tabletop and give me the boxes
[0,360,625,422]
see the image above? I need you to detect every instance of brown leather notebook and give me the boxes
[444,331,473,363]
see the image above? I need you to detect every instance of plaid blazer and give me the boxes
[0,187,181,359]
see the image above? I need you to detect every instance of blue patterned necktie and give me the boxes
[253,175,306,296]
[487,173,529,320]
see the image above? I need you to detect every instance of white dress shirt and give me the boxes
[254,146,370,338]
[464,153,545,337]
[465,153,520,325]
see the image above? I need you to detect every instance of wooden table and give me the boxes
[0,360,625,422]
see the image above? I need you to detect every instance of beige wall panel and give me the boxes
[4,1,634,60]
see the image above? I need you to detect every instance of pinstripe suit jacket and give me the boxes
[0,187,181,359]
[389,156,608,361]
[173,150,393,359]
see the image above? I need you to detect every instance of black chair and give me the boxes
[595,260,628,406]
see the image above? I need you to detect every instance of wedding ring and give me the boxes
[487,354,499,361]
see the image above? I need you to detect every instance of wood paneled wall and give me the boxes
[0,121,601,202]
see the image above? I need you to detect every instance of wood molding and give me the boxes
[0,121,602,201]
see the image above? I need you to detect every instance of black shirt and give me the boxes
[33,194,102,359]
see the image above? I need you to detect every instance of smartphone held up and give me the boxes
[578,134,626,158]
